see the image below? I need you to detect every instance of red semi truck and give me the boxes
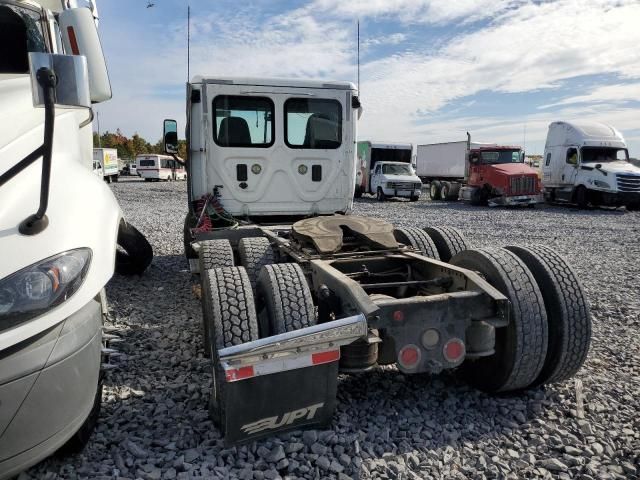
[416,134,542,206]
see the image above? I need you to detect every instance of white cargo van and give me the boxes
[542,121,640,210]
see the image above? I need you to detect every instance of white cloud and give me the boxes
[310,0,525,24]
[539,83,640,109]
[97,0,640,157]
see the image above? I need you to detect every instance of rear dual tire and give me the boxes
[451,248,548,392]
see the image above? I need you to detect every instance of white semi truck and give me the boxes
[0,1,151,477]
[542,121,640,210]
[354,141,422,201]
[164,76,592,445]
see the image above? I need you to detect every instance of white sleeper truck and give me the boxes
[166,76,592,445]
[355,141,421,201]
[0,1,151,477]
[542,121,640,210]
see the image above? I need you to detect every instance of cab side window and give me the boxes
[566,148,578,165]
[0,5,47,74]
[374,164,381,174]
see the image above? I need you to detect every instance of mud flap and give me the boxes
[221,362,338,444]
[215,314,367,445]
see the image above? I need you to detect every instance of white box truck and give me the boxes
[355,141,422,201]
[542,121,640,210]
[93,147,119,183]
[416,136,542,206]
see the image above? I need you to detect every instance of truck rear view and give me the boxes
[417,137,542,206]
[162,77,592,447]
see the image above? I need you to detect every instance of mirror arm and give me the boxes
[19,67,56,236]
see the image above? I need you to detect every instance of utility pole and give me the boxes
[97,110,102,148]
[357,20,360,93]
[187,4,191,82]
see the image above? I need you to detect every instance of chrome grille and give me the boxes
[509,176,536,195]
[616,173,640,192]
[388,182,420,190]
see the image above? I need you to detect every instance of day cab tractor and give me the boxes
[165,77,592,445]
[417,135,543,207]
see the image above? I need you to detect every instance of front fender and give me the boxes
[0,112,122,351]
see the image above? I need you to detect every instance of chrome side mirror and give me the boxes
[163,119,179,154]
[29,53,91,108]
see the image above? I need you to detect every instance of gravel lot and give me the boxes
[28,180,639,480]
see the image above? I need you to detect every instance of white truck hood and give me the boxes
[583,161,640,175]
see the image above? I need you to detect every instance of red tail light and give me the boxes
[398,344,421,369]
[443,338,465,363]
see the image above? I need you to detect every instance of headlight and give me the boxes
[594,180,611,189]
[0,249,91,332]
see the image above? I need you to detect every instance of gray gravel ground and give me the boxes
[27,180,640,479]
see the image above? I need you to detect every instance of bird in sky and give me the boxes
[146,1,155,8]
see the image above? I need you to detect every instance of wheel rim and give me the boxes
[430,184,437,198]
[441,185,449,198]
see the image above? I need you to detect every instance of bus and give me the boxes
[136,154,187,181]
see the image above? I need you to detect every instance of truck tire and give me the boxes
[505,245,591,386]
[470,187,487,206]
[429,181,442,200]
[354,185,363,199]
[183,212,198,259]
[575,186,588,209]
[257,263,317,335]
[423,226,470,262]
[393,227,440,260]
[115,219,153,275]
[450,248,548,392]
[202,267,259,425]
[440,182,451,200]
[238,237,275,289]
[198,239,234,274]
[376,187,386,202]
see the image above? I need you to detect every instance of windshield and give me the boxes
[382,163,413,175]
[581,147,628,163]
[372,148,412,164]
[479,150,522,165]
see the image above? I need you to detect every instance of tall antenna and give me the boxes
[357,20,360,93]
[97,111,102,148]
[187,4,191,82]
[523,123,527,153]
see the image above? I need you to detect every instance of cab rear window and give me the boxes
[285,99,342,149]
[213,96,274,148]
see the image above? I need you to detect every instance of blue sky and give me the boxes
[95,0,640,156]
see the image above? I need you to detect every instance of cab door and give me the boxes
[370,163,382,193]
[561,147,579,186]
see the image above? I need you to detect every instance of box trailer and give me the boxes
[93,147,119,183]
[416,136,542,206]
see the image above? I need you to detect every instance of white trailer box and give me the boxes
[93,147,119,183]
[416,141,484,180]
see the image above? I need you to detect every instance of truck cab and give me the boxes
[463,145,542,206]
[542,121,640,210]
[185,77,359,222]
[0,1,124,477]
[355,141,421,201]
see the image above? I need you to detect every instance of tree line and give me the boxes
[93,130,187,161]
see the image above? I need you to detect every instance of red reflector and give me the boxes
[225,366,254,382]
[443,339,465,362]
[67,26,80,55]
[312,350,340,365]
[393,310,404,322]
[398,345,421,368]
